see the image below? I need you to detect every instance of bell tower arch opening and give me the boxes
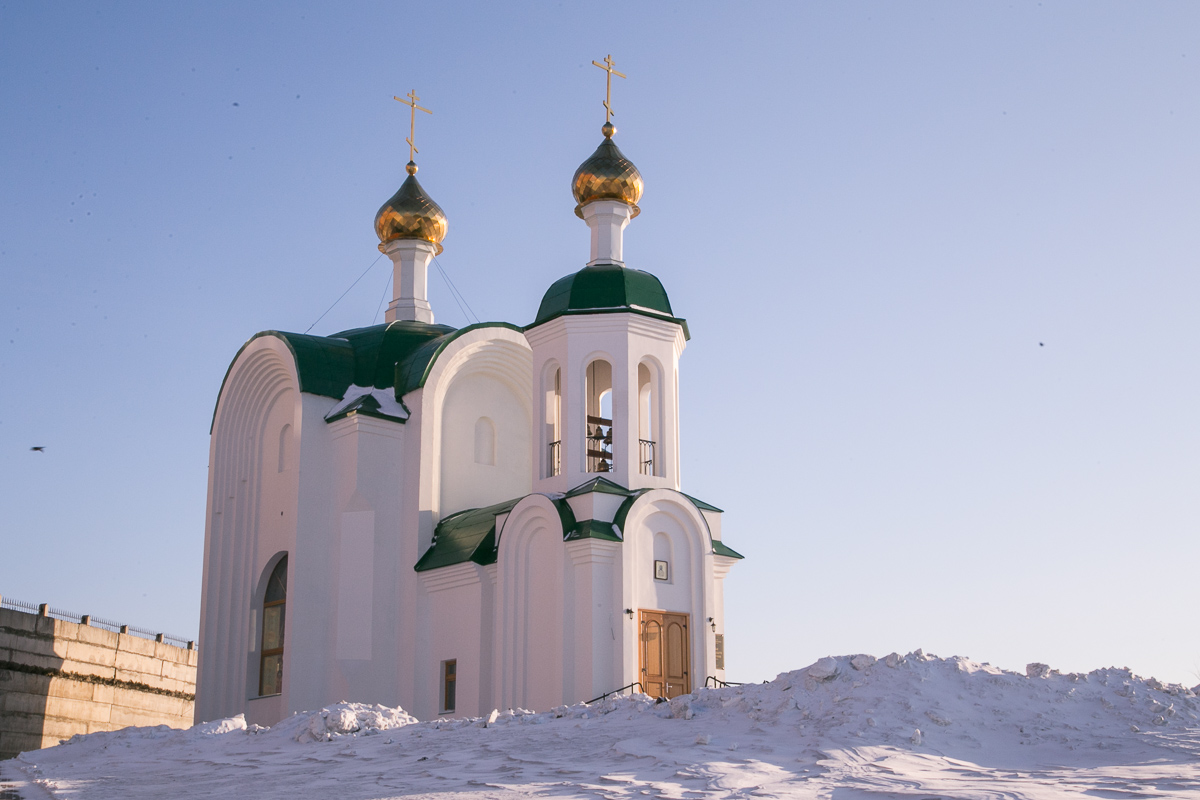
[584,358,613,473]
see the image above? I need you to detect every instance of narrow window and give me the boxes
[441,659,457,713]
[259,556,287,696]
[474,417,496,466]
[585,359,613,473]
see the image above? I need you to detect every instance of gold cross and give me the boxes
[394,90,432,163]
[591,55,626,123]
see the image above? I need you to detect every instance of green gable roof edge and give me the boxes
[323,395,410,426]
[566,520,623,542]
[563,477,633,498]
[415,493,577,573]
[712,540,745,559]
[682,492,724,513]
[611,489,653,533]
[524,307,690,341]
[395,321,526,399]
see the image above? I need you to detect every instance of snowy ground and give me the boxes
[3,651,1200,799]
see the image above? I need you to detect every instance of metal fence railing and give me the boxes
[0,593,196,651]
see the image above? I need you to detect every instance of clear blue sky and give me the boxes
[2,2,1198,686]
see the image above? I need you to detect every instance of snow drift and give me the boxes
[3,652,1199,799]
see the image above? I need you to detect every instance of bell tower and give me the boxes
[526,57,687,495]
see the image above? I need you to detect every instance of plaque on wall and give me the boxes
[653,559,668,581]
[715,633,725,670]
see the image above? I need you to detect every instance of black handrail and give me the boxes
[705,676,745,688]
[585,681,644,705]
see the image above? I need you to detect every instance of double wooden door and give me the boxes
[639,610,690,699]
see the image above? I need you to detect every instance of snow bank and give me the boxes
[5,652,1199,799]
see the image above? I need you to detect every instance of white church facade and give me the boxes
[196,97,743,726]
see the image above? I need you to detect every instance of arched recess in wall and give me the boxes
[277,423,291,473]
[637,359,664,477]
[584,358,613,473]
[430,335,533,516]
[619,490,713,690]
[474,417,496,465]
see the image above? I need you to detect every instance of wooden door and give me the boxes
[639,610,690,698]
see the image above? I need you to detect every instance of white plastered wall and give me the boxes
[417,563,490,719]
[198,336,301,724]
[409,326,533,717]
[492,494,566,712]
[525,313,685,495]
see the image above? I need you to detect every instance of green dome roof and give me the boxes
[532,264,683,332]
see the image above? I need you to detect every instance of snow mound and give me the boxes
[190,713,247,736]
[7,652,1200,799]
[282,702,419,742]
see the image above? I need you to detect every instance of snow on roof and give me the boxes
[5,652,1199,797]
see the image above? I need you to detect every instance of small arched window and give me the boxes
[259,556,287,696]
[474,417,496,466]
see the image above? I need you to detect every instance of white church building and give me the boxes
[196,100,743,726]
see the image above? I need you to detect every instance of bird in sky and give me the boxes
[30,446,45,452]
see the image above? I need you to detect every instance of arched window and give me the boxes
[544,367,561,477]
[474,417,496,466]
[585,359,613,472]
[259,556,287,696]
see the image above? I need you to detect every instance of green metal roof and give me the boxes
[336,322,456,391]
[214,321,531,433]
[530,264,690,339]
[682,492,724,513]
[712,540,745,559]
[415,494,578,572]
[414,485,740,572]
[415,498,522,572]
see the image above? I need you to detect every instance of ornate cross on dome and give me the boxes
[394,90,432,164]
[591,55,626,124]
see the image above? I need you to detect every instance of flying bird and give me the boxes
[30,446,45,452]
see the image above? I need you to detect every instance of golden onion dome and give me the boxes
[571,122,643,219]
[374,162,448,254]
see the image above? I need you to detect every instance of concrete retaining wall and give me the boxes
[0,607,196,760]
